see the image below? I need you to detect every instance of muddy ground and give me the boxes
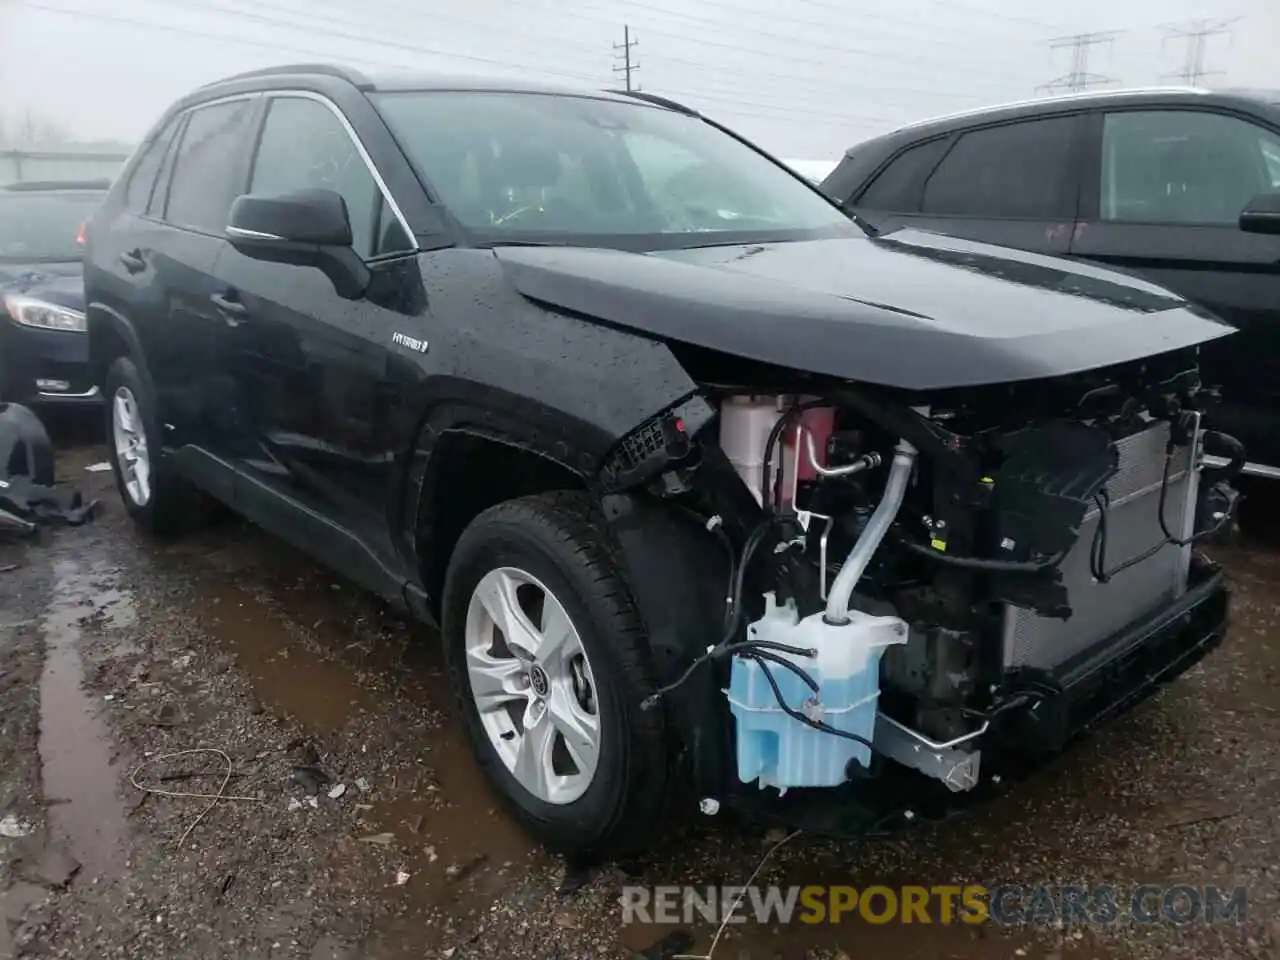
[1,413,1277,960]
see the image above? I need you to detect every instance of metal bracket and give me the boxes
[872,712,987,792]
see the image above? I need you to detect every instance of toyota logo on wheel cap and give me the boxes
[529,664,550,698]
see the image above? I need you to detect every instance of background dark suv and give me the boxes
[820,87,1280,473]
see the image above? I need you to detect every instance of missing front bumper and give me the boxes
[989,559,1228,758]
[729,559,1230,837]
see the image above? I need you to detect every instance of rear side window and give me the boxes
[1100,110,1280,225]
[164,98,256,233]
[921,117,1079,219]
[124,118,181,214]
[856,137,951,212]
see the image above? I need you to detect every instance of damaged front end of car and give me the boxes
[595,345,1243,833]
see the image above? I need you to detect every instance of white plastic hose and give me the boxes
[823,437,918,624]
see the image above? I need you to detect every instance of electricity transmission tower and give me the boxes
[612,26,639,91]
[1039,31,1122,93]
[1162,18,1239,85]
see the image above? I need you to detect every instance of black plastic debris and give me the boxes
[0,402,54,488]
[0,403,101,540]
[555,861,592,896]
[0,507,36,540]
[290,764,332,796]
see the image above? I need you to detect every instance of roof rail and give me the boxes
[197,63,372,91]
[609,89,698,115]
[892,85,1211,134]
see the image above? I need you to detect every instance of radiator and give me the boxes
[1000,419,1199,671]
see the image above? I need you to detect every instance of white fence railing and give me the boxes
[0,148,132,186]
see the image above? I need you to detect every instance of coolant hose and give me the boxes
[823,438,918,625]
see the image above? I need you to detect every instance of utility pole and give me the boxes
[612,25,639,92]
[1039,31,1121,93]
[1162,18,1239,86]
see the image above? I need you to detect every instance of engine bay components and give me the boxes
[674,359,1242,801]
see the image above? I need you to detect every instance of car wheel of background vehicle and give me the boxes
[441,491,671,859]
[104,355,207,536]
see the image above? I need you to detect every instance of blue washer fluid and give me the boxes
[726,592,908,791]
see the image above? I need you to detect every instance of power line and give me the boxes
[612,25,640,92]
[1039,31,1122,93]
[615,0,1048,56]
[9,0,889,136]
[71,0,611,85]
[9,0,1043,139]
[316,0,1033,102]
[1162,18,1240,85]
[12,0,426,73]
[565,0,1045,88]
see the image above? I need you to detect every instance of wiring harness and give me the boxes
[641,402,886,759]
[1090,421,1244,583]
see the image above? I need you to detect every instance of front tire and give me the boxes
[104,355,206,536]
[441,491,671,859]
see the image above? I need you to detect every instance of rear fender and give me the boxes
[87,304,155,404]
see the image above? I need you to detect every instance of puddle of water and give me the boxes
[150,533,542,950]
[0,882,49,957]
[187,583,377,735]
[184,571,540,887]
[373,726,541,885]
[615,917,1075,960]
[93,586,138,630]
[37,559,129,881]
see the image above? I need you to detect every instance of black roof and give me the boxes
[193,62,660,107]
[1,179,112,193]
[844,86,1280,156]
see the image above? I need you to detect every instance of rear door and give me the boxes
[112,96,260,466]
[85,113,184,398]
[850,114,1087,256]
[1069,107,1280,465]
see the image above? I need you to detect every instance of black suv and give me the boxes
[819,86,1280,474]
[84,66,1242,857]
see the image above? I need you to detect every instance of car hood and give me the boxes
[493,228,1234,390]
[0,260,84,311]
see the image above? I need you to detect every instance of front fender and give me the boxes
[599,490,734,799]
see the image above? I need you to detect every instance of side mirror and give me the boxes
[226,188,370,299]
[1239,192,1280,236]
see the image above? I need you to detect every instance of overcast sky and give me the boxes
[0,0,1275,158]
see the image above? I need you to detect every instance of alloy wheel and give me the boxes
[463,566,601,805]
[111,385,152,506]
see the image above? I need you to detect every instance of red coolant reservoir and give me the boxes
[720,398,837,509]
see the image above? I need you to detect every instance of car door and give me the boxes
[108,97,259,473]
[210,92,420,558]
[850,114,1086,257]
[1070,107,1280,467]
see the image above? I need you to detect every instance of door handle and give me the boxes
[119,249,145,273]
[210,292,248,325]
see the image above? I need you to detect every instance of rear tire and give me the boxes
[441,491,671,859]
[104,355,206,536]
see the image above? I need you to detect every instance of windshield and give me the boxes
[0,191,104,262]
[372,91,857,248]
